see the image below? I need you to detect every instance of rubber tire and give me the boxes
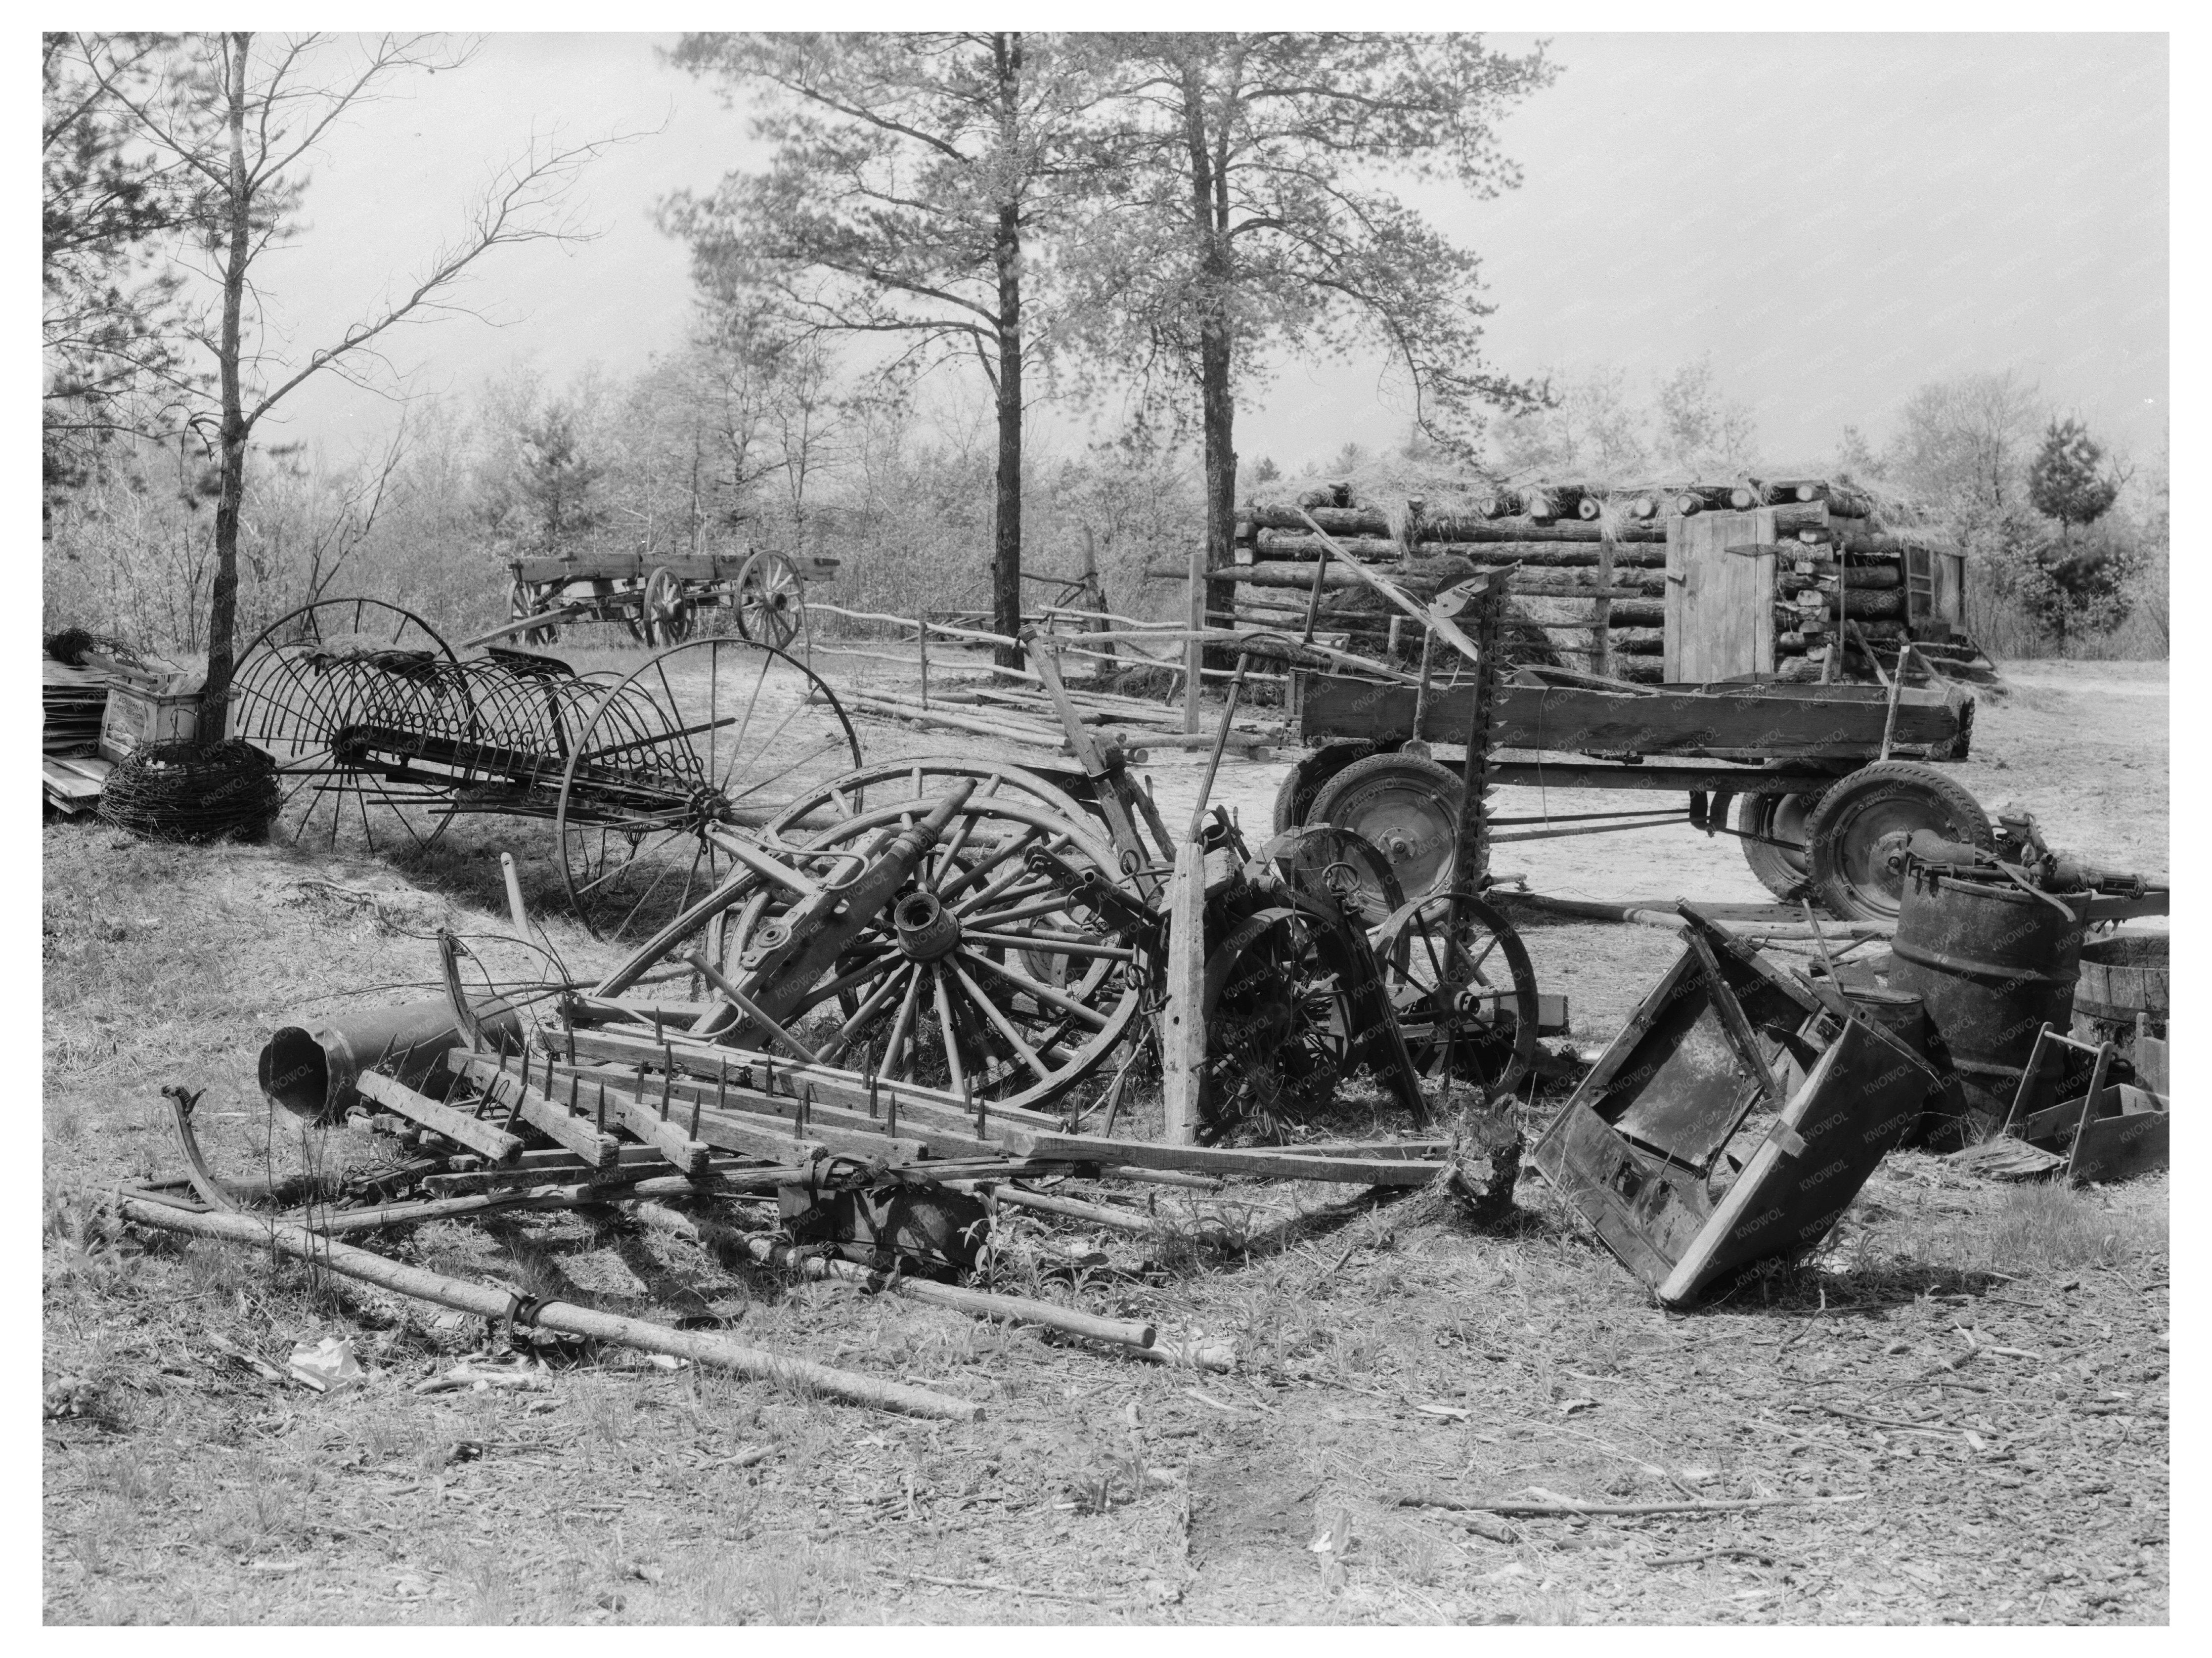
[1728,785,1830,902]
[1270,742,1379,834]
[1306,751,1465,902]
[1802,760,1992,921]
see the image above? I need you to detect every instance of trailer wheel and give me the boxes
[1720,785,1830,901]
[1270,741,1380,834]
[1802,760,1992,920]
[1306,751,1463,902]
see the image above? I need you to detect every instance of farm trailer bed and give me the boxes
[1279,669,1985,921]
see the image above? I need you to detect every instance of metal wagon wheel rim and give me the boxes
[228,597,465,855]
[553,637,862,942]
[703,794,1140,1113]
[733,551,803,650]
[1374,888,1540,1099]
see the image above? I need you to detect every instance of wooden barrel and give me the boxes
[2073,933,2168,1028]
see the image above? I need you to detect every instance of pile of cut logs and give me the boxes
[1180,477,1955,686]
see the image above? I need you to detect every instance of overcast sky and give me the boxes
[256,31,2168,475]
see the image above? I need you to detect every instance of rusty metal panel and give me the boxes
[1534,1098,1713,1289]
[1566,911,1823,1173]
[1653,1018,1929,1305]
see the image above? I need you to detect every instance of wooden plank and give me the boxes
[1160,837,1207,1145]
[449,1051,621,1167]
[1299,507,1486,666]
[41,759,105,803]
[997,1131,1448,1186]
[355,1071,523,1164]
[1299,677,1969,758]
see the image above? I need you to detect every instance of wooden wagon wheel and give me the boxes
[733,550,804,650]
[642,566,694,647]
[553,637,862,941]
[765,756,1093,839]
[1372,887,1540,1099]
[507,576,559,648]
[227,598,466,854]
[707,791,1142,1114]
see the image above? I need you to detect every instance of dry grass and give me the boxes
[43,656,2170,1626]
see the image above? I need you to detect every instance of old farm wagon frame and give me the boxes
[485,549,839,652]
[1267,517,1986,922]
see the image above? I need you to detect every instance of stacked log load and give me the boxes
[1198,475,1964,686]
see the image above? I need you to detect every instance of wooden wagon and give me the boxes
[498,549,839,650]
[1271,560,1986,923]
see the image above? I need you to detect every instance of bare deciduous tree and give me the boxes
[67,30,622,736]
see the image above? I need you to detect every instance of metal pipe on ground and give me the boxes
[260,997,524,1127]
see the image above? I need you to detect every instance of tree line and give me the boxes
[44,30,2163,695]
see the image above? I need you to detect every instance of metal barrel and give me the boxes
[260,997,523,1126]
[1889,873,2088,1131]
[1834,985,1975,1150]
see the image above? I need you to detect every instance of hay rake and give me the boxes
[229,600,864,938]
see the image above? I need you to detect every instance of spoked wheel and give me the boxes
[642,566,694,647]
[554,638,862,942]
[1306,752,1464,903]
[733,551,804,649]
[1265,822,1407,934]
[228,598,464,854]
[508,578,559,648]
[1199,906,1361,1139]
[766,757,1093,842]
[1373,888,1540,1100]
[706,795,1142,1114]
[1802,761,1993,920]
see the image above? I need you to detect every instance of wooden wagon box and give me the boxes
[1299,674,1975,764]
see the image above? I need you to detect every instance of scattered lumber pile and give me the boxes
[42,631,207,816]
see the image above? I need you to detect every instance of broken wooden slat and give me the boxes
[449,1050,621,1167]
[354,1070,523,1165]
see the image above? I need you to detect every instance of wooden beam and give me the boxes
[354,1071,523,1165]
[1160,836,1207,1146]
[449,1050,622,1166]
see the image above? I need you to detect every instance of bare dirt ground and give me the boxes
[43,641,2168,1625]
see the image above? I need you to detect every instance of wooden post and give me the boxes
[918,613,930,710]
[1160,835,1207,1145]
[1185,532,1205,734]
[1593,528,1615,680]
[1300,539,1332,645]
[499,852,530,940]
